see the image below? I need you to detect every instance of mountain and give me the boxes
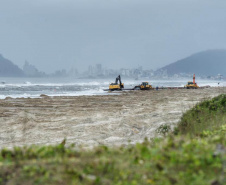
[0,54,24,77]
[157,50,226,76]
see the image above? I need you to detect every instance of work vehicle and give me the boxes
[185,74,199,89]
[109,75,124,91]
[134,82,153,90]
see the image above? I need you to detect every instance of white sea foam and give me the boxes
[0,93,41,99]
[0,78,225,99]
[0,89,110,99]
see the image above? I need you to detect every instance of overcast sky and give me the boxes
[0,0,226,73]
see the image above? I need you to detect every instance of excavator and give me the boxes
[134,82,153,90]
[108,75,124,91]
[185,74,199,89]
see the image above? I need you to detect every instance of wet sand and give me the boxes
[0,87,225,148]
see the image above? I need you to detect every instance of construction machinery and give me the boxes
[108,75,124,91]
[185,74,199,89]
[134,82,153,90]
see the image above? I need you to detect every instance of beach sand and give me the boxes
[0,87,225,148]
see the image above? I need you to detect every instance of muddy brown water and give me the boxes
[0,87,225,148]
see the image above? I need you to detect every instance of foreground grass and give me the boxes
[0,94,225,185]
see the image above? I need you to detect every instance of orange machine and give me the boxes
[185,74,199,89]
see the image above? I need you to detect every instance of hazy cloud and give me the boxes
[0,0,226,72]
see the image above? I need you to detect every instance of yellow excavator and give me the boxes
[134,82,153,90]
[185,74,199,89]
[109,75,124,91]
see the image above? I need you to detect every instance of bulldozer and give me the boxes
[185,74,199,89]
[109,75,124,91]
[134,82,153,90]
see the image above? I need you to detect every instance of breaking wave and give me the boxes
[0,77,224,99]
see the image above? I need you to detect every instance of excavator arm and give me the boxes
[115,75,123,87]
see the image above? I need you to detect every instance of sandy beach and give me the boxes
[0,87,225,148]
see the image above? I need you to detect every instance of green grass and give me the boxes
[175,94,226,135]
[0,94,225,185]
[0,131,225,185]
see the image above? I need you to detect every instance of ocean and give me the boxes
[0,77,225,99]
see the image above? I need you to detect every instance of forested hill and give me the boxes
[157,50,226,76]
[0,54,24,77]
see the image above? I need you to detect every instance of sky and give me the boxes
[0,0,226,73]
